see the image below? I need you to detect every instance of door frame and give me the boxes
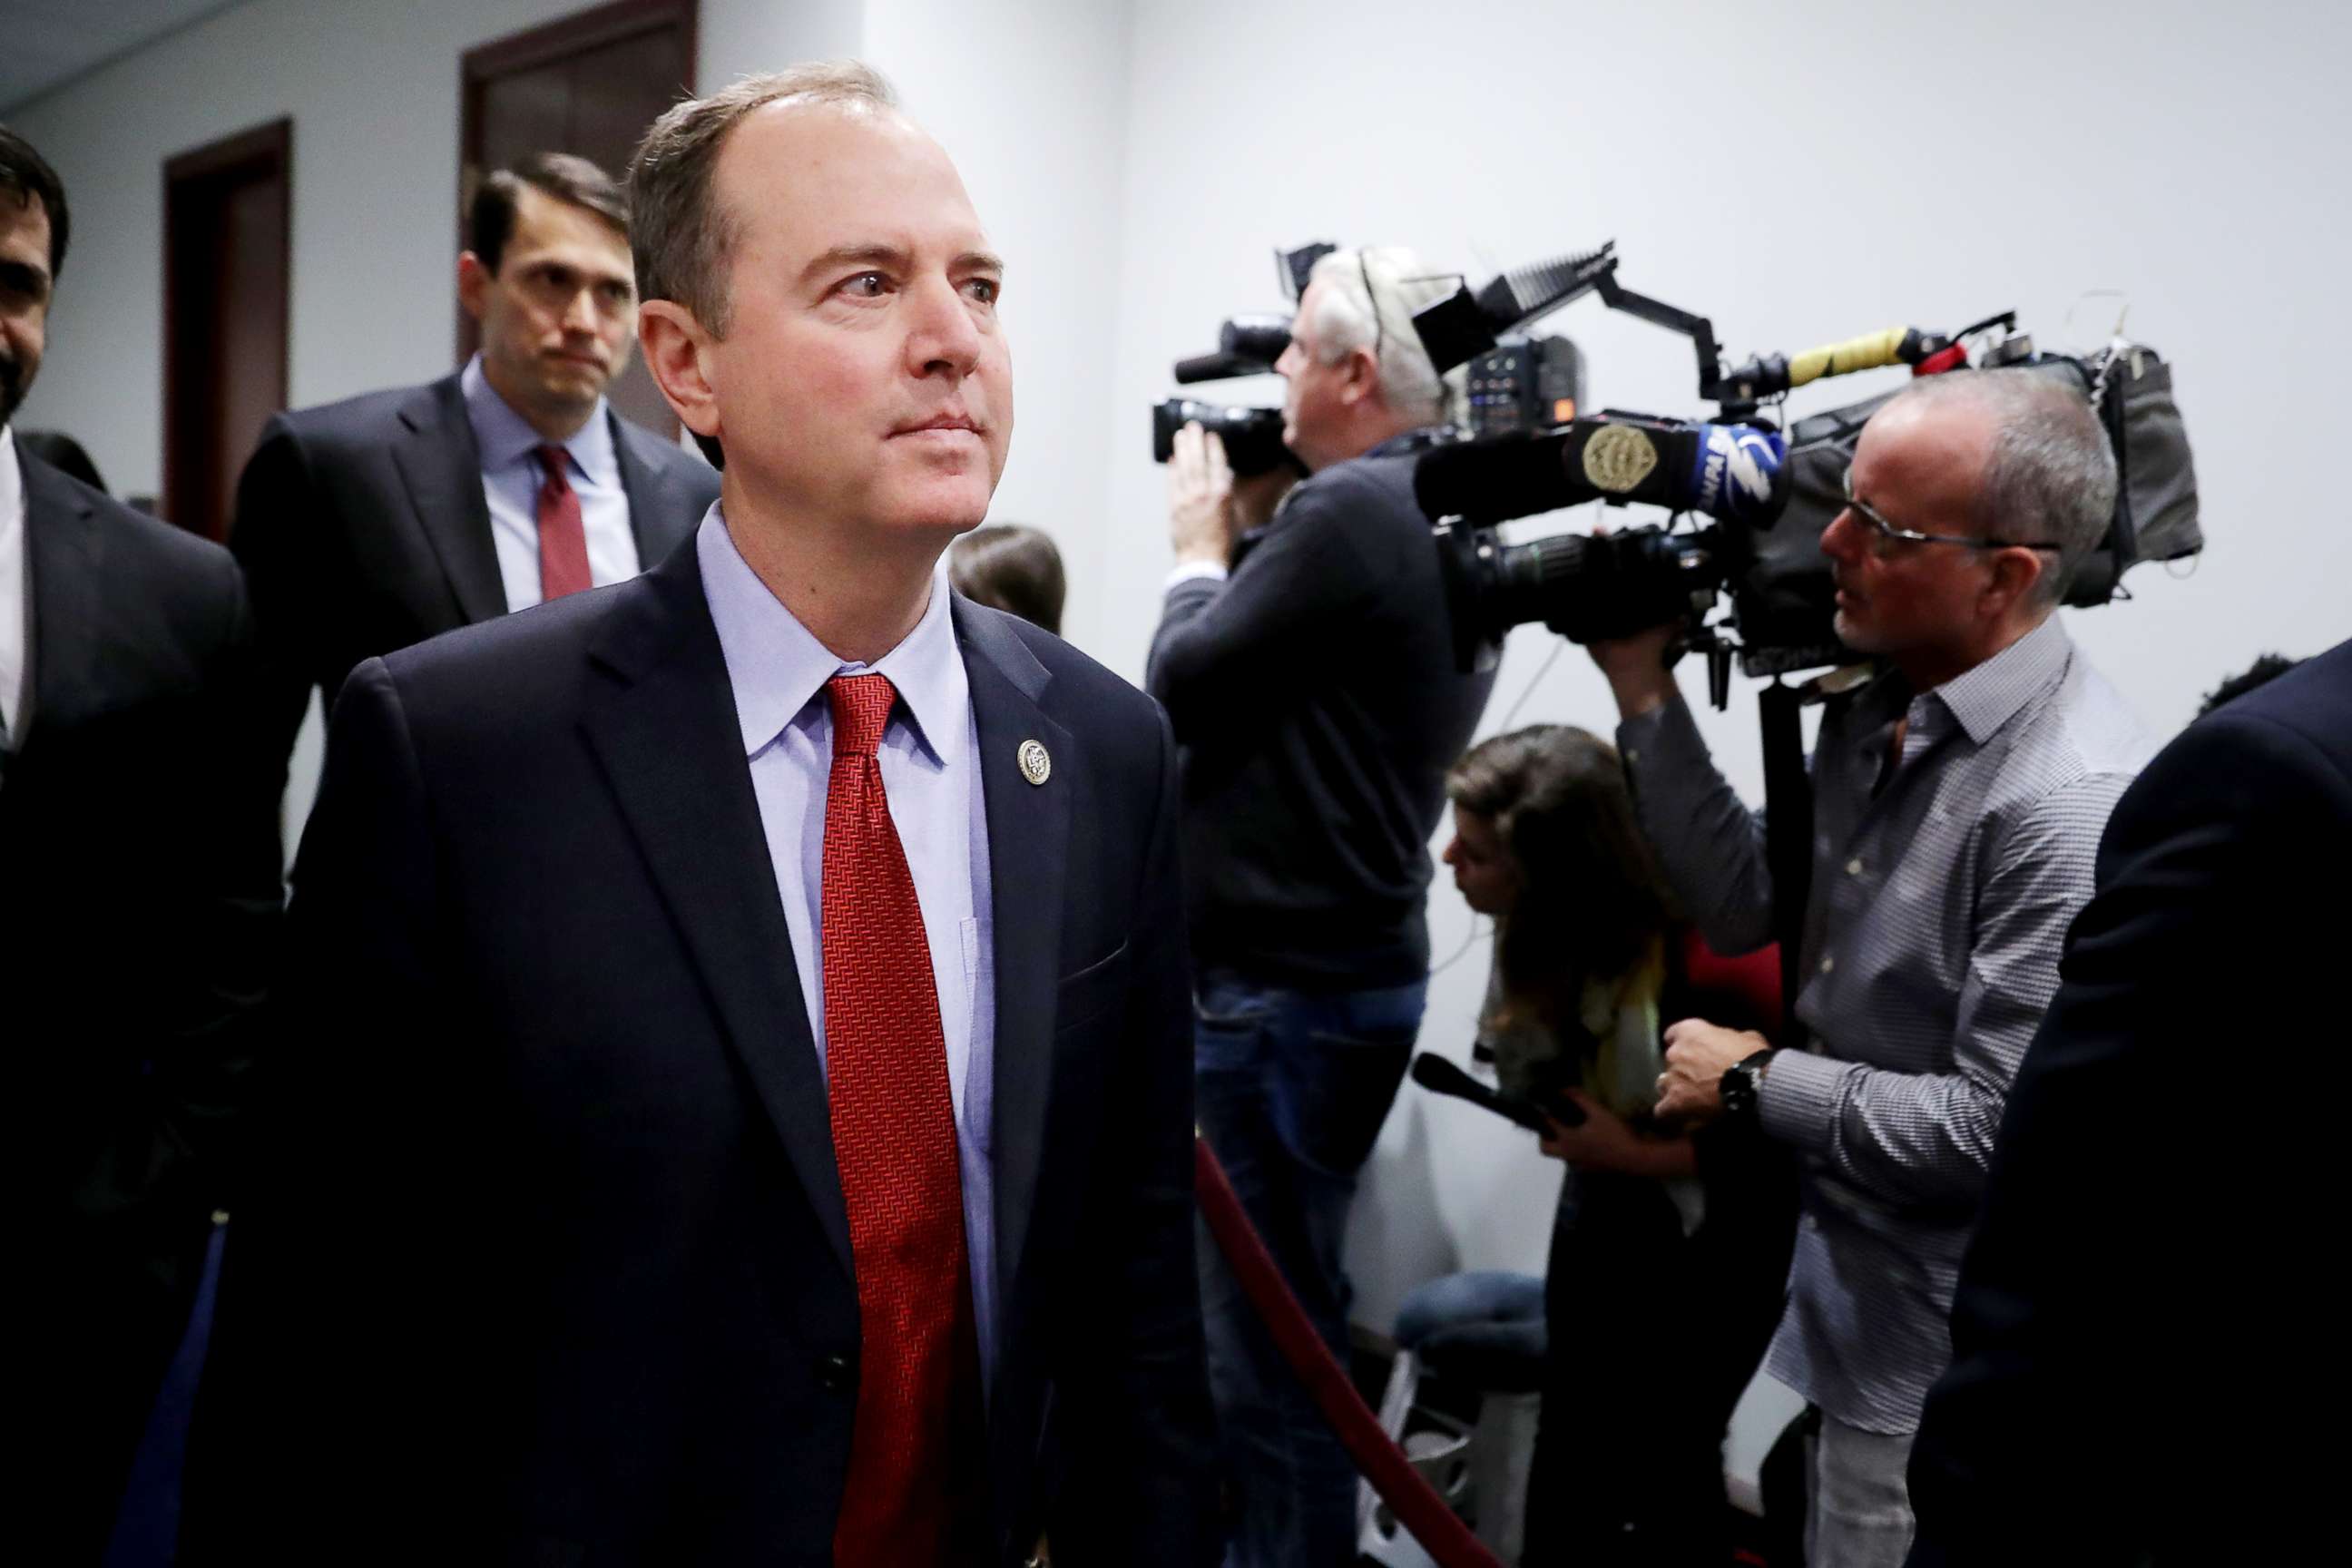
[455,0,698,366]
[162,116,292,541]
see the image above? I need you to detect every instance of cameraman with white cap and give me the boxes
[1148,246,1494,1568]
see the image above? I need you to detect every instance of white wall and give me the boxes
[860,0,1134,631]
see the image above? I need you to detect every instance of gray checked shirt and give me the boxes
[1618,614,2151,1434]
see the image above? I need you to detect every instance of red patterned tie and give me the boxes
[533,445,593,601]
[820,672,981,1565]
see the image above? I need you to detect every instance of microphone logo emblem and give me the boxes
[1581,425,1659,494]
[1694,424,1787,522]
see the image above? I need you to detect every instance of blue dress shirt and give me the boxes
[459,355,639,611]
[695,505,1000,1387]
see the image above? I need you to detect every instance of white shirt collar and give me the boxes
[0,426,28,739]
[0,425,22,527]
[695,503,966,769]
[458,353,618,488]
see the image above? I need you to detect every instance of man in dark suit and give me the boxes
[1905,637,2352,1566]
[3,124,280,1558]
[191,64,1217,1566]
[230,151,718,769]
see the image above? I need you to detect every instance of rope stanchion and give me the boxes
[1193,1136,1505,1568]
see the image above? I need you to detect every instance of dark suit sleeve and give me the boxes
[229,416,331,783]
[1906,709,2352,1566]
[154,555,285,1206]
[1053,703,1220,1567]
[1144,471,1383,741]
[72,553,283,1230]
[184,657,454,1559]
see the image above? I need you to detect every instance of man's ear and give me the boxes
[457,251,491,325]
[638,299,722,451]
[1982,546,2048,620]
[1340,344,1381,407]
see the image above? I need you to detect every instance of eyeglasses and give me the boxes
[1838,473,2063,556]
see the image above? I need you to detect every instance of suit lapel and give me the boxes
[391,376,506,625]
[17,444,105,745]
[581,545,853,1283]
[955,602,1072,1310]
[611,413,701,572]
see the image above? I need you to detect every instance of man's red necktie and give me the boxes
[820,672,982,1565]
[533,445,593,601]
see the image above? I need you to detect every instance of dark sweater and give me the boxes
[1147,440,1495,987]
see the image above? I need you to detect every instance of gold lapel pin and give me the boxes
[1018,739,1052,787]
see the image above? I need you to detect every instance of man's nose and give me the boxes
[1820,507,1864,564]
[561,286,603,336]
[907,276,983,378]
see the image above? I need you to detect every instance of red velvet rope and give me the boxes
[1193,1137,1504,1568]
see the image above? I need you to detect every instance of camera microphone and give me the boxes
[1174,353,1260,384]
[1408,1053,1582,1133]
[1415,416,1788,529]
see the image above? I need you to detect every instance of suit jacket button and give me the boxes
[817,1353,854,1393]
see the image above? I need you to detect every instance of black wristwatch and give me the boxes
[1720,1047,1779,1121]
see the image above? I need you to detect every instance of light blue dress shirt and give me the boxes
[459,355,639,611]
[695,505,1000,1387]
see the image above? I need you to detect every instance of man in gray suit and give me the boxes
[230,152,719,769]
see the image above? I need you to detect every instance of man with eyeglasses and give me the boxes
[1587,368,2151,1566]
[1148,246,1494,1568]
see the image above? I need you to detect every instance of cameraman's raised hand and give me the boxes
[1587,620,1684,722]
[1168,422,1238,567]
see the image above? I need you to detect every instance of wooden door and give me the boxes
[461,0,697,441]
[163,120,291,543]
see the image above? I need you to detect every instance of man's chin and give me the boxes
[1832,609,1889,654]
[533,365,612,407]
[875,481,995,538]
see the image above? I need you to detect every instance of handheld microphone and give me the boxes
[1408,1053,1583,1133]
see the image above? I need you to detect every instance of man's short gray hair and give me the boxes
[1889,368,2116,608]
[1304,246,1455,426]
[627,61,899,342]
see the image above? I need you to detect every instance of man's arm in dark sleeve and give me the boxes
[228,416,329,789]
[150,555,286,1213]
[1616,694,1779,956]
[1906,710,2351,1566]
[1052,705,1220,1566]
[181,657,445,1560]
[1144,472,1374,740]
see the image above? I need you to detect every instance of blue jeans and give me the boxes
[1393,1270,1547,1390]
[1191,970,1426,1568]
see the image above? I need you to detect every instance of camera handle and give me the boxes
[1759,679,1815,1042]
